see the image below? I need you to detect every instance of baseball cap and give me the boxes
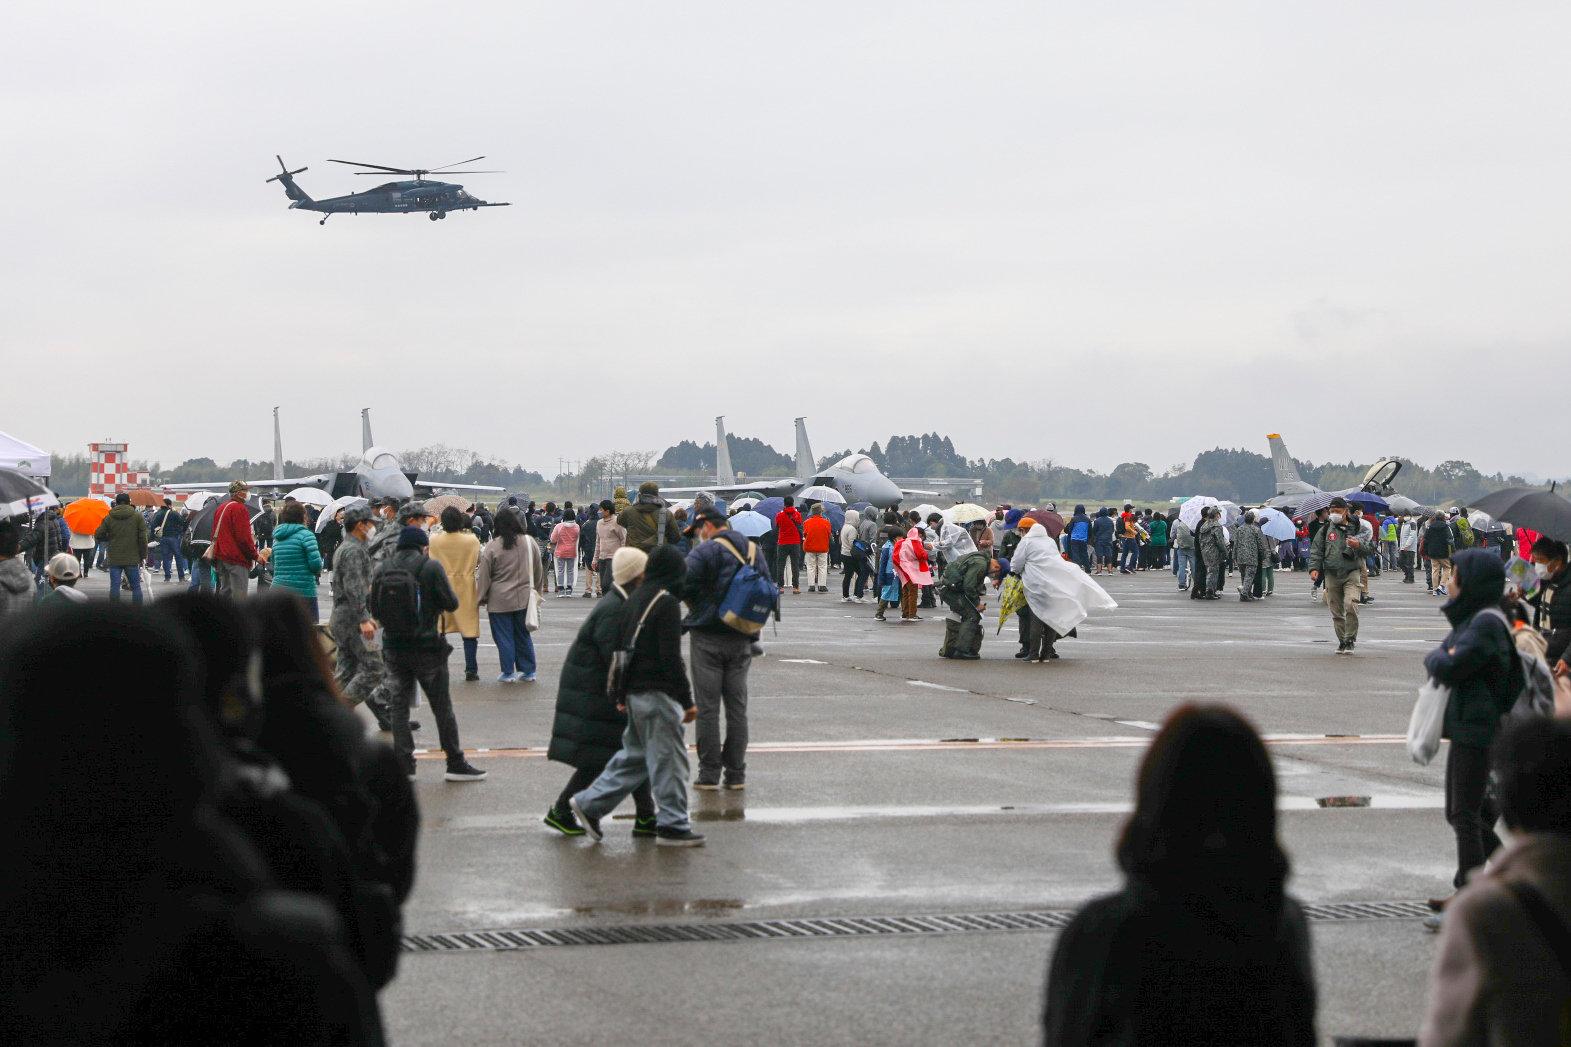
[229,480,249,494]
[341,507,374,528]
[684,507,726,535]
[46,552,81,581]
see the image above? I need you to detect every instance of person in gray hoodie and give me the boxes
[0,523,34,617]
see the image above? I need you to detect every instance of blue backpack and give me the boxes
[715,537,779,637]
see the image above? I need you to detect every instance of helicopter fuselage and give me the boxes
[295,179,493,216]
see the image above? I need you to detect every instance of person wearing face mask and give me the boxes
[1352,507,1376,605]
[1308,497,1368,654]
[1527,537,1570,679]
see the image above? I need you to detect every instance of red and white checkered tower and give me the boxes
[88,441,150,498]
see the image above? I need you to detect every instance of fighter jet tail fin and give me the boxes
[362,408,374,453]
[1267,434,1303,487]
[715,416,736,486]
[794,417,815,480]
[272,407,284,481]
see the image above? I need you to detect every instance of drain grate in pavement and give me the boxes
[403,901,1431,953]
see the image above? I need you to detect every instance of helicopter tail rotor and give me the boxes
[267,155,313,204]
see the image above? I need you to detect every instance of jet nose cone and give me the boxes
[878,477,901,508]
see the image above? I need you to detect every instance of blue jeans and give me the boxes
[1120,540,1141,572]
[1172,548,1193,588]
[158,536,187,580]
[574,690,692,831]
[306,596,319,621]
[489,609,536,677]
[188,557,214,592]
[108,565,144,605]
[1067,539,1090,572]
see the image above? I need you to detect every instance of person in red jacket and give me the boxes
[211,480,268,598]
[773,497,804,594]
[801,504,834,593]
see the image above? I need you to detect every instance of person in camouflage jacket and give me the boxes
[1196,509,1229,597]
[332,508,393,726]
[1230,512,1268,602]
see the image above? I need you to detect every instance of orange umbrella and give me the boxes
[63,498,110,535]
[126,488,162,508]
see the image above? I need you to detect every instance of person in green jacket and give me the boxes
[938,551,1003,660]
[269,502,324,620]
[1147,514,1169,570]
[1309,496,1371,654]
[93,494,149,605]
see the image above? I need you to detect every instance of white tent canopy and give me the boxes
[0,431,51,479]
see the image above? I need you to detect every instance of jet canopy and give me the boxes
[1360,459,1402,493]
[364,447,401,471]
[830,453,880,474]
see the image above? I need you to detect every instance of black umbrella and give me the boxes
[0,467,57,518]
[1468,486,1571,543]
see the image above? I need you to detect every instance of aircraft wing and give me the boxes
[658,479,797,499]
[413,480,506,495]
[899,487,940,499]
[161,476,329,492]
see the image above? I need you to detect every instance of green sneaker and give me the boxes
[631,816,658,838]
[543,805,585,836]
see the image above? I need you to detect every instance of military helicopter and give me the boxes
[267,154,510,225]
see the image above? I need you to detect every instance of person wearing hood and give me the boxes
[1424,548,1522,909]
[269,502,325,620]
[893,518,933,622]
[0,522,33,618]
[570,544,705,847]
[617,481,681,554]
[1195,506,1228,600]
[544,546,656,836]
[1230,510,1267,603]
[1424,510,1458,596]
[1062,505,1092,573]
[611,485,631,515]
[375,526,486,783]
[1090,508,1116,575]
[94,492,150,605]
[1011,521,1117,661]
[839,508,871,602]
[1309,496,1370,652]
[1042,704,1315,1045]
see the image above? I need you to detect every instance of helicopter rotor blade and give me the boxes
[430,169,504,175]
[430,155,485,171]
[327,159,412,173]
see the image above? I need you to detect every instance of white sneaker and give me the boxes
[841,596,854,603]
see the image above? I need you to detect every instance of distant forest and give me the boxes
[46,433,1535,507]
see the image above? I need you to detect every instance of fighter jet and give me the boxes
[660,417,935,509]
[1263,433,1421,512]
[162,408,504,503]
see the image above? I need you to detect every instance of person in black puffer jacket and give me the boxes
[1425,548,1522,900]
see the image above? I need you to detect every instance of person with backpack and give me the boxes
[839,508,871,602]
[372,526,486,782]
[681,507,778,791]
[151,498,188,583]
[1424,511,1457,596]
[1422,549,1521,915]
[617,481,681,554]
[569,544,705,847]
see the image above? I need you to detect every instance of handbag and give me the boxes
[523,536,542,632]
[1407,676,1450,765]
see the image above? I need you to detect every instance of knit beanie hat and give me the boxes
[396,525,429,550]
[611,546,648,587]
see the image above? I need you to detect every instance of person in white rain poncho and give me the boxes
[1009,525,1118,661]
[937,521,978,562]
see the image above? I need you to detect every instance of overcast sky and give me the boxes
[4,3,1568,479]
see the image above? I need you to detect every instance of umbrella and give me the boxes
[317,495,368,533]
[421,492,470,516]
[945,503,990,525]
[910,503,942,523]
[62,497,110,535]
[996,575,1027,634]
[1469,486,1571,543]
[753,497,785,521]
[1254,507,1298,541]
[285,486,335,509]
[797,485,846,504]
[1216,501,1243,526]
[729,497,760,511]
[1345,491,1389,514]
[125,488,162,508]
[1023,509,1065,539]
[846,501,873,514]
[817,502,845,534]
[1290,491,1335,517]
[180,491,219,512]
[0,467,58,518]
[729,510,772,537]
[1178,495,1219,530]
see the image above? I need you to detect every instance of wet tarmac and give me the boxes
[86,563,1457,1043]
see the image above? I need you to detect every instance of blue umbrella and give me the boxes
[729,510,772,537]
[1346,491,1389,514]
[753,496,786,521]
[817,503,845,533]
[847,501,873,514]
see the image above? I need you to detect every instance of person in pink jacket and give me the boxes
[549,505,582,597]
[894,517,932,622]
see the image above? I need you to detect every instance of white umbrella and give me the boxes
[181,491,218,512]
[1255,506,1298,541]
[1178,495,1219,531]
[1217,500,1242,526]
[728,510,772,537]
[910,503,942,523]
[286,486,334,509]
[944,503,990,525]
[730,496,759,511]
[316,495,368,533]
[1467,509,1494,529]
[798,485,845,504]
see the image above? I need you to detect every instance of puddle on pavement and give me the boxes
[569,898,746,918]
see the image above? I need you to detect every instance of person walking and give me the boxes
[329,508,395,729]
[542,546,657,836]
[772,496,805,593]
[1424,511,1457,597]
[268,502,324,620]
[476,506,545,683]
[94,493,149,605]
[592,499,627,597]
[549,507,580,596]
[681,507,775,790]
[1309,497,1369,653]
[1170,515,1194,591]
[839,508,871,602]
[151,498,188,583]
[801,503,833,593]
[1422,549,1520,914]
[1399,513,1420,584]
[1231,510,1266,602]
[569,545,705,847]
[617,481,680,554]
[430,507,484,683]
[374,526,486,782]
[1042,705,1316,1045]
[211,481,267,598]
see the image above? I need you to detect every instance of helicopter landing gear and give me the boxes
[319,215,329,225]
[429,210,447,221]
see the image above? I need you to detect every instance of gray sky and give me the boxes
[4,2,1568,478]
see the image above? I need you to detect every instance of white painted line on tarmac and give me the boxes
[780,658,828,665]
[907,680,970,693]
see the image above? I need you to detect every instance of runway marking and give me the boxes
[907,680,970,693]
[779,658,828,665]
[410,734,1407,759]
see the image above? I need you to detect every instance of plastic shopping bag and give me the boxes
[1407,677,1450,766]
